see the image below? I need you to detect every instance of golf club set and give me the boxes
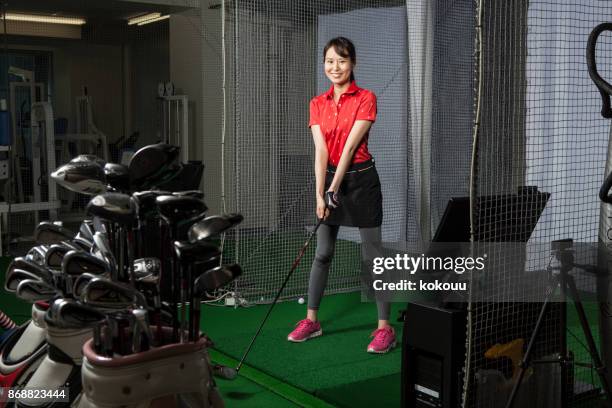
[0,143,243,407]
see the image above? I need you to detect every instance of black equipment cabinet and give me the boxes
[401,301,467,408]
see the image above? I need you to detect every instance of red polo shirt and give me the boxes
[308,81,377,166]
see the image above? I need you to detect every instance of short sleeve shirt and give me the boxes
[308,81,377,166]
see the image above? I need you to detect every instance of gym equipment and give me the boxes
[0,100,60,255]
[157,82,189,164]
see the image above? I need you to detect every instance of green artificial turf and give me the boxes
[216,369,303,408]
[202,292,405,407]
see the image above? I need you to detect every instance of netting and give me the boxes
[467,0,612,407]
[220,0,416,303]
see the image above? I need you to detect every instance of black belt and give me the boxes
[327,159,374,174]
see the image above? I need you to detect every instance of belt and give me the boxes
[327,159,375,174]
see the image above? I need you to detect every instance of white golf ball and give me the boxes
[298,297,305,304]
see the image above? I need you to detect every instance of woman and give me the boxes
[287,37,395,353]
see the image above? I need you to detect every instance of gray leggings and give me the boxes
[307,224,390,321]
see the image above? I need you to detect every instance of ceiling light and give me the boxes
[4,13,86,25]
[136,14,170,26]
[127,13,161,25]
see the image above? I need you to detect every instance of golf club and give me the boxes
[233,217,325,376]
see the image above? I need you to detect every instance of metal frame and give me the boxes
[0,102,60,255]
[163,95,189,163]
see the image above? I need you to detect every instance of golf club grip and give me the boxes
[601,171,612,204]
[236,217,324,372]
[587,22,612,118]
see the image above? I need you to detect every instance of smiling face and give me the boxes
[324,46,354,87]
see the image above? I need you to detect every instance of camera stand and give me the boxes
[505,240,612,408]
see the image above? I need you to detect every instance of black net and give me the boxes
[467,1,612,407]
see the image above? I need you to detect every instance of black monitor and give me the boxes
[432,186,550,243]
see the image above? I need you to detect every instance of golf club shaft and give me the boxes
[236,217,324,372]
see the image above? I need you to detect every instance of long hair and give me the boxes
[323,37,356,82]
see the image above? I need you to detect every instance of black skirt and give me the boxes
[323,159,383,228]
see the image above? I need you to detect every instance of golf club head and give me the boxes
[193,255,222,278]
[5,269,44,293]
[51,161,107,196]
[72,236,94,252]
[62,250,111,277]
[188,213,244,243]
[129,143,181,190]
[104,163,130,193]
[77,220,95,243]
[73,273,105,298]
[6,257,53,283]
[173,241,221,263]
[45,298,106,329]
[26,245,50,265]
[93,232,118,274]
[194,264,242,297]
[16,279,58,302]
[81,277,148,310]
[156,195,207,224]
[86,193,137,227]
[213,364,238,380]
[45,242,80,270]
[34,221,75,245]
[70,154,106,167]
[133,258,161,285]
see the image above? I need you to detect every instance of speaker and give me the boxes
[401,301,467,408]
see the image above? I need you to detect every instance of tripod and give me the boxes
[505,240,612,408]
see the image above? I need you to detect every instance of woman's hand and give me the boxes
[316,195,329,220]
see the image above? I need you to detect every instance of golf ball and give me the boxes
[298,297,305,304]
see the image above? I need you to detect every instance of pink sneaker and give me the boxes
[287,319,322,342]
[367,326,396,353]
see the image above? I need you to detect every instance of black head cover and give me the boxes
[188,213,243,243]
[129,143,181,190]
[104,163,130,192]
[132,190,171,218]
[51,161,107,195]
[86,193,137,227]
[156,195,207,224]
[173,241,221,263]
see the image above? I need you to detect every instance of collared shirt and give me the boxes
[308,81,377,166]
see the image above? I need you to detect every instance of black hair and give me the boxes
[323,37,356,82]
